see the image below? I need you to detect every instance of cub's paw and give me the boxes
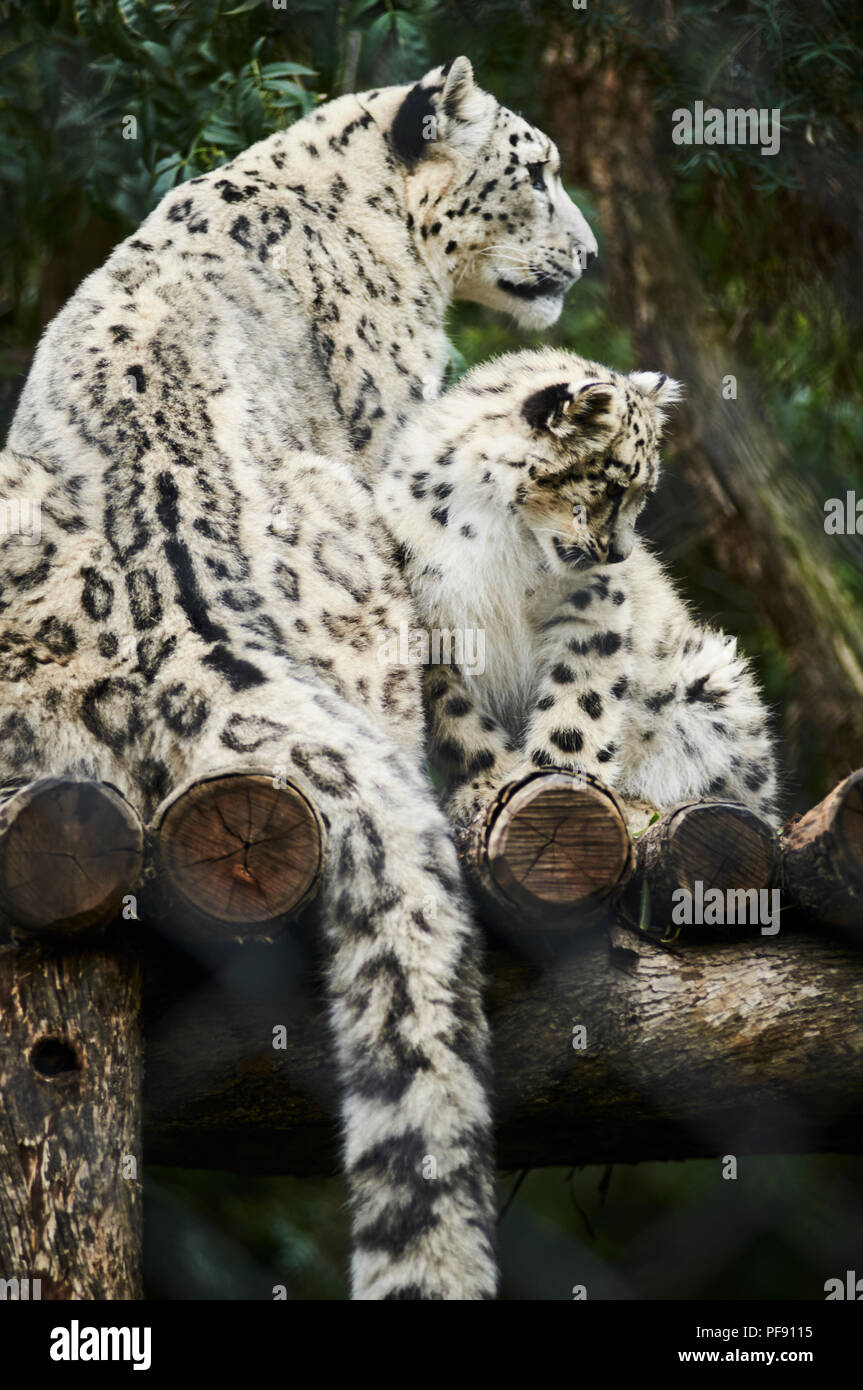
[447,780,503,832]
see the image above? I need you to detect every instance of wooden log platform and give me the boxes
[0,766,859,1310]
[0,778,144,938]
[149,769,325,942]
[633,799,777,933]
[141,921,863,1175]
[456,770,633,930]
[779,769,863,930]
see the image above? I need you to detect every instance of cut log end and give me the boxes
[657,801,774,890]
[151,771,325,939]
[636,800,776,927]
[0,778,144,936]
[462,771,633,927]
[780,767,863,928]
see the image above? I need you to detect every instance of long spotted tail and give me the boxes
[319,769,498,1300]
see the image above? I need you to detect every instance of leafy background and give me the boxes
[1,0,862,1298]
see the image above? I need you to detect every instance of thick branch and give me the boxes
[142,921,863,1175]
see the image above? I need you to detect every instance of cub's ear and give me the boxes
[522,380,618,437]
[522,382,574,432]
[390,57,493,164]
[628,371,684,412]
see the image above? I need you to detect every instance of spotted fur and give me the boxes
[378,348,779,827]
[0,60,596,1299]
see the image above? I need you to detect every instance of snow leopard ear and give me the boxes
[522,381,616,437]
[628,371,684,411]
[390,57,493,164]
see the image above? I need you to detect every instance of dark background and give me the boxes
[1,0,861,1298]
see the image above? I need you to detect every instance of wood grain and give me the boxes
[0,778,143,937]
[460,771,633,929]
[151,770,325,940]
[635,801,776,927]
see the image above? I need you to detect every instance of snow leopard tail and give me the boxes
[317,764,498,1300]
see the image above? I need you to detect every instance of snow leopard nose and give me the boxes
[608,522,636,563]
[569,207,598,274]
[607,536,634,564]
[572,240,597,276]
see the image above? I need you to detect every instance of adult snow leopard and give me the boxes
[377,348,778,828]
[0,59,596,1299]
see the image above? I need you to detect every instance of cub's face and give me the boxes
[381,58,597,330]
[506,366,682,574]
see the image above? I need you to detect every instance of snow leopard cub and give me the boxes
[377,348,778,829]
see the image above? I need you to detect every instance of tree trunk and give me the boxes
[0,943,142,1298]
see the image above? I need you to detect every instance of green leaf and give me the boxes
[200,112,242,146]
[224,0,264,13]
[139,40,174,68]
[260,62,317,78]
[151,151,183,198]
[74,0,110,41]
[638,879,651,933]
[631,811,660,841]
[117,0,167,44]
[263,80,305,102]
[362,10,396,66]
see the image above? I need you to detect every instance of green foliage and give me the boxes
[0,0,442,408]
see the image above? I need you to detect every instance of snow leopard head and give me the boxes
[363,57,597,329]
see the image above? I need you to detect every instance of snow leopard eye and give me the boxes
[606,481,626,499]
[527,162,546,192]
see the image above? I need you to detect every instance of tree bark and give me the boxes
[142,922,863,1175]
[543,44,863,792]
[779,769,863,928]
[0,943,142,1298]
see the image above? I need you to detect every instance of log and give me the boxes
[142,922,863,1174]
[779,769,863,930]
[0,778,143,938]
[150,769,325,942]
[457,770,633,932]
[633,800,777,932]
[0,939,142,1297]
